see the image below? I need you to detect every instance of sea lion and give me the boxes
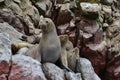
[64,37,73,52]
[11,42,33,54]
[25,16,61,63]
[59,34,69,67]
[57,34,74,72]
[67,47,80,72]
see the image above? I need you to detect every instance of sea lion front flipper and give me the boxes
[60,63,73,72]
[55,59,73,72]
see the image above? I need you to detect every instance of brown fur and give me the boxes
[67,47,80,71]
[59,35,69,67]
[11,42,33,54]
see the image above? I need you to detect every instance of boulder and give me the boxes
[65,72,82,80]
[80,2,101,19]
[8,54,47,80]
[0,74,7,80]
[42,63,66,80]
[0,9,25,34]
[31,0,52,17]
[0,22,23,43]
[0,33,12,78]
[76,58,101,80]
[103,56,120,80]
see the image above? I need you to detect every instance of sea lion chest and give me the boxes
[39,33,61,63]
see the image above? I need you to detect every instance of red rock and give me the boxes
[57,23,69,34]
[80,45,107,76]
[68,30,76,46]
[0,74,7,80]
[0,33,12,75]
[56,10,72,27]
[93,30,103,44]
[8,54,47,80]
[79,19,99,34]
[0,61,10,75]
[77,18,106,76]
[104,56,120,80]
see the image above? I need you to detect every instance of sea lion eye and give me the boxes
[46,21,49,23]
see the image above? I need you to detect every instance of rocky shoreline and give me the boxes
[0,0,120,80]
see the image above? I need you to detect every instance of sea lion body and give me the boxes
[67,47,79,71]
[59,35,69,67]
[24,17,61,63]
[39,32,61,63]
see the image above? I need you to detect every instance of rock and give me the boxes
[0,0,4,7]
[103,23,109,31]
[100,0,113,5]
[8,54,47,80]
[0,74,7,80]
[102,5,112,23]
[19,0,40,34]
[0,0,4,2]
[4,0,40,35]
[31,0,52,16]
[78,19,99,34]
[0,22,23,43]
[106,18,120,57]
[56,3,76,45]
[114,0,120,9]
[103,56,120,80]
[86,41,107,52]
[0,33,12,77]
[21,0,40,26]
[76,58,101,80]
[24,34,42,44]
[102,5,112,16]
[77,18,106,76]
[13,0,21,4]
[42,63,66,80]
[56,3,73,26]
[80,30,93,39]
[57,24,70,34]
[65,72,82,80]
[0,9,28,34]
[80,2,101,19]
[8,2,23,17]
[80,45,106,76]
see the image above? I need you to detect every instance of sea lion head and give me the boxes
[59,34,69,46]
[39,16,55,33]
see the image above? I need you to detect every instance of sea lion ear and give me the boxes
[40,15,44,19]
